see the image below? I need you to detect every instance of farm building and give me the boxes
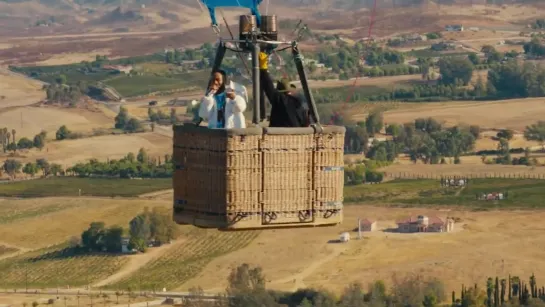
[445,24,464,32]
[359,218,377,232]
[102,65,133,74]
[396,215,454,233]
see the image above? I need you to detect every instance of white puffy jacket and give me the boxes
[198,81,247,129]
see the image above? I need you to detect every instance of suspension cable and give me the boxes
[219,8,252,79]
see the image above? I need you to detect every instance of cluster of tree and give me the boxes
[67,148,173,179]
[482,121,545,166]
[55,125,82,140]
[488,60,545,98]
[127,207,178,252]
[344,162,385,185]
[1,158,61,179]
[473,45,519,66]
[148,107,178,124]
[523,39,545,58]
[115,107,144,133]
[0,128,46,153]
[164,43,215,67]
[332,57,545,103]
[43,80,88,106]
[344,111,384,154]
[531,18,545,29]
[184,263,446,307]
[359,65,421,78]
[452,274,545,307]
[313,43,405,76]
[78,207,177,254]
[426,32,443,40]
[79,222,124,253]
[182,263,545,307]
[384,118,477,164]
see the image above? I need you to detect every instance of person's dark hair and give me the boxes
[211,69,228,94]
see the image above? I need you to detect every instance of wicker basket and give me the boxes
[172,124,345,230]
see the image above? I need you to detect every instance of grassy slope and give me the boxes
[345,178,545,209]
[2,178,545,288]
[0,244,128,288]
[103,227,260,290]
[0,177,172,198]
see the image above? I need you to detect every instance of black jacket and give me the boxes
[260,69,309,128]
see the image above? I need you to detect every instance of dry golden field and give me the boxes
[17,133,172,166]
[178,205,545,296]
[0,197,170,249]
[0,68,45,109]
[125,105,187,121]
[0,106,113,139]
[2,187,545,295]
[34,49,113,66]
[376,98,545,132]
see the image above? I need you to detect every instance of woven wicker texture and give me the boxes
[173,124,345,229]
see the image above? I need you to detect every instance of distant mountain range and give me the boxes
[0,0,541,37]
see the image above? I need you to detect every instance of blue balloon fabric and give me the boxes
[200,0,263,26]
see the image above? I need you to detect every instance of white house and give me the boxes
[340,232,350,243]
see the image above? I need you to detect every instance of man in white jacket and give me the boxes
[198,70,247,129]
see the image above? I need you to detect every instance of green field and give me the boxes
[344,178,545,209]
[103,71,209,97]
[0,177,172,198]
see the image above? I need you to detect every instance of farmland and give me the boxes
[103,71,209,97]
[0,177,172,198]
[0,177,545,294]
[178,203,545,295]
[0,197,170,248]
[2,0,545,298]
[344,178,545,208]
[0,105,113,139]
[0,68,45,109]
[0,245,128,288]
[376,98,545,132]
[103,228,259,290]
[10,132,173,166]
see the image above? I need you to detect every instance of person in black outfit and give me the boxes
[258,52,309,128]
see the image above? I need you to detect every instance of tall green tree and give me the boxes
[524,121,545,145]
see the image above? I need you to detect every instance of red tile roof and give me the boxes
[360,218,375,225]
[396,215,444,225]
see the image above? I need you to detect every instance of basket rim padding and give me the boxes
[319,125,346,134]
[174,124,345,136]
[173,124,263,136]
[263,127,316,135]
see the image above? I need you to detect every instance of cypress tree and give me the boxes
[518,281,522,303]
[452,291,456,304]
[522,283,530,305]
[508,275,512,300]
[487,278,493,307]
[494,277,499,307]
[532,274,538,298]
[530,273,536,298]
[500,279,506,304]
[461,284,465,301]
